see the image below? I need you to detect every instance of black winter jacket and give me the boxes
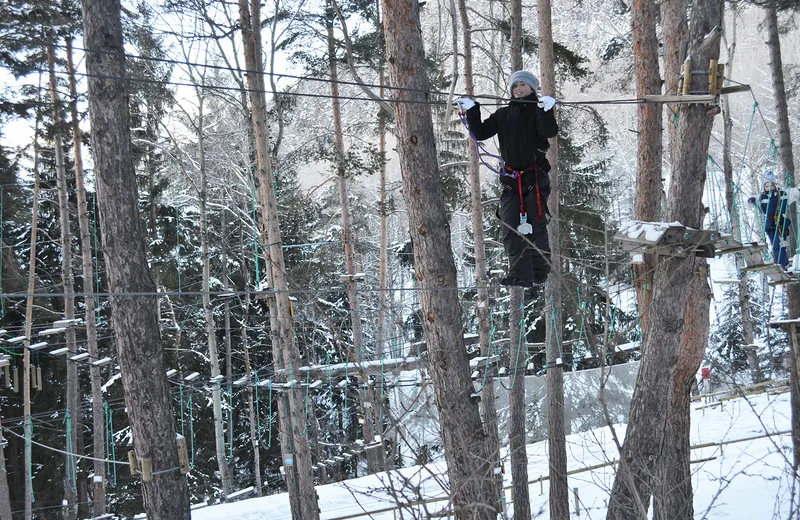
[465,94,558,191]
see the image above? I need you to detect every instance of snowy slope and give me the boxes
[191,391,794,520]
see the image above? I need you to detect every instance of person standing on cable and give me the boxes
[453,70,558,287]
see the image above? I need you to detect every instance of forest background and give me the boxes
[0,0,797,517]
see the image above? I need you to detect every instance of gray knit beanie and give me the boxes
[508,70,540,97]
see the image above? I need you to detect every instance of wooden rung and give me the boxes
[644,94,716,104]
[176,435,190,474]
[128,450,139,475]
[140,457,153,482]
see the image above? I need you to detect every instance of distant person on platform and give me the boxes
[452,71,558,288]
[748,172,798,270]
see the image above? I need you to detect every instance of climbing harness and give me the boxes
[456,112,545,232]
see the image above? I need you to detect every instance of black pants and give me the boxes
[498,187,551,280]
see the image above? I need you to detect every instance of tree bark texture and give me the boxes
[720,11,761,383]
[66,37,106,516]
[508,287,530,520]
[238,0,319,517]
[606,3,723,519]
[382,1,499,517]
[48,41,80,520]
[197,95,234,496]
[0,430,10,520]
[325,1,382,474]
[654,264,711,520]
[662,0,689,163]
[765,4,800,474]
[22,112,41,520]
[456,0,502,504]
[537,0,569,517]
[510,0,522,72]
[632,0,663,334]
[81,1,190,518]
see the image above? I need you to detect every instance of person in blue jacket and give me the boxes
[749,175,793,269]
[453,71,558,287]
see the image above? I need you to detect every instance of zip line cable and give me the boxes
[1,37,670,108]
[1,61,701,110]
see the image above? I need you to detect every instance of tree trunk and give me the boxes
[455,0,502,506]
[606,3,723,518]
[48,40,80,520]
[632,0,663,333]
[537,0,569,517]
[325,1,382,474]
[240,292,264,496]
[510,0,522,72]
[197,93,234,497]
[81,1,190,517]
[22,114,40,520]
[238,1,319,517]
[0,426,10,520]
[720,11,761,383]
[66,37,106,516]
[663,0,688,162]
[654,263,710,520]
[382,1,499,517]
[765,4,800,475]
[508,287,530,519]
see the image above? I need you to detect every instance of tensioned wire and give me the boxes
[2,37,659,108]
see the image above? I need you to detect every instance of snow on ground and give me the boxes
[192,391,795,519]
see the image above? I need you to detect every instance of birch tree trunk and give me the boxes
[455,0,502,507]
[197,93,234,497]
[765,4,800,474]
[537,0,569,517]
[66,37,106,516]
[382,1,499,517]
[606,3,723,518]
[81,1,190,517]
[632,0,663,332]
[238,0,319,517]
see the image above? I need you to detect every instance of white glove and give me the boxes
[452,97,476,115]
[538,95,556,112]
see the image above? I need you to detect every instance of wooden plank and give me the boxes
[643,94,716,104]
[720,84,751,95]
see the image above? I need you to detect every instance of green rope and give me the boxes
[548,295,564,367]
[254,371,261,439]
[188,394,195,467]
[63,410,77,491]
[498,296,526,390]
[267,383,273,449]
[26,417,34,502]
[250,174,261,288]
[343,360,349,431]
[176,207,182,292]
[303,370,311,436]
[179,385,185,437]
[0,185,4,318]
[736,102,758,187]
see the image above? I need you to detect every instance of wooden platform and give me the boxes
[616,221,798,285]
